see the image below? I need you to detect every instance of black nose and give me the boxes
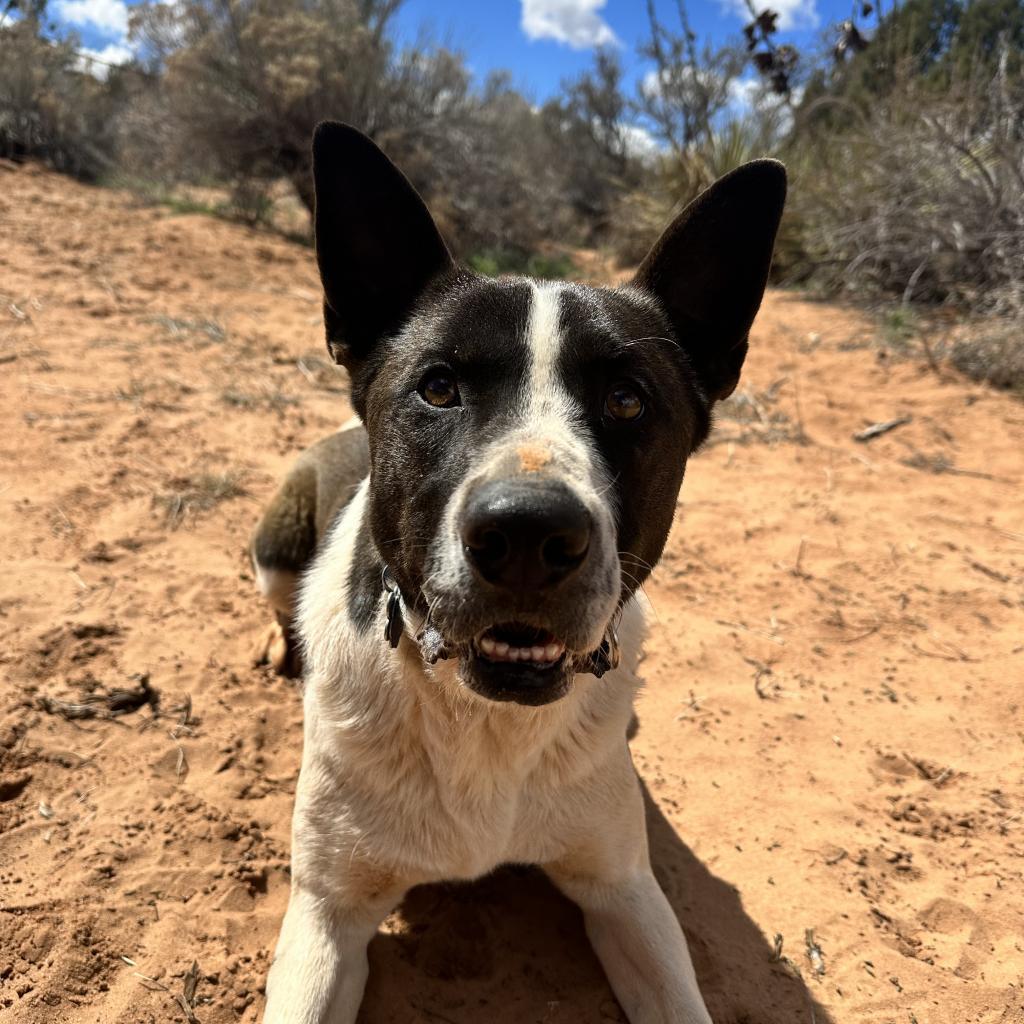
[461,480,592,591]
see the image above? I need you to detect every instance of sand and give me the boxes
[1,160,1022,1024]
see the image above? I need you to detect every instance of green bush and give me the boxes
[467,249,575,280]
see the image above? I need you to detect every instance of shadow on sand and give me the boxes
[361,774,831,1024]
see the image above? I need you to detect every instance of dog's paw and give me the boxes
[252,621,302,678]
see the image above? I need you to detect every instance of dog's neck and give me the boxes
[299,479,644,783]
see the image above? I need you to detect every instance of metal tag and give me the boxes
[588,627,621,678]
[381,566,404,649]
[385,591,403,648]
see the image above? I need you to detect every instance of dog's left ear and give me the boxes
[312,122,454,368]
[633,159,786,402]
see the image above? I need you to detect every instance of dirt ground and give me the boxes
[1,161,1022,1024]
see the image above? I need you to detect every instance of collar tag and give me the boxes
[381,566,404,649]
[589,629,620,677]
[588,606,623,678]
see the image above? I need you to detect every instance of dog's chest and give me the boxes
[413,723,548,877]
[391,701,601,878]
[304,669,628,883]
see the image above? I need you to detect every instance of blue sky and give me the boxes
[394,0,849,99]
[40,0,855,97]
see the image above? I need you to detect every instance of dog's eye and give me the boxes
[419,371,461,409]
[605,384,644,422]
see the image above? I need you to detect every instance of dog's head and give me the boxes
[313,123,785,706]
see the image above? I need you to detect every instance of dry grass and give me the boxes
[711,377,807,447]
[145,315,227,344]
[944,321,1024,394]
[874,310,1023,396]
[789,66,1024,317]
[607,188,676,267]
[155,470,247,527]
[221,387,298,412]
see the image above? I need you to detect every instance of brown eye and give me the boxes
[419,371,460,408]
[605,384,644,421]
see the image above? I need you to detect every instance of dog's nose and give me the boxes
[461,480,592,591]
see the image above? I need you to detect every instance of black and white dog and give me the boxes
[253,123,786,1024]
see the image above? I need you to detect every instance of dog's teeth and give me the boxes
[477,636,565,664]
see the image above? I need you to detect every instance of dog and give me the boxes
[253,122,786,1024]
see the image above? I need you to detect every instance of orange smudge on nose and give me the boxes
[517,444,552,473]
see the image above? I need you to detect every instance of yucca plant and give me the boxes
[661,117,767,207]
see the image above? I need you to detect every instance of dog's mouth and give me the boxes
[459,621,572,706]
[473,623,567,669]
[415,611,620,706]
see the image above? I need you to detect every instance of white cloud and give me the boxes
[721,0,818,31]
[728,76,760,111]
[726,76,804,135]
[76,41,133,78]
[641,68,661,98]
[729,76,804,111]
[641,65,727,102]
[54,0,129,39]
[521,0,618,49]
[619,122,662,160]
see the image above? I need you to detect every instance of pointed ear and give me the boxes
[633,159,787,402]
[312,122,454,368]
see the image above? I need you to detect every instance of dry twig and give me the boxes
[853,415,911,442]
[38,674,159,721]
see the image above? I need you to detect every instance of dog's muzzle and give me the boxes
[388,473,621,706]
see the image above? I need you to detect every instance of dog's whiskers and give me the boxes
[619,552,656,575]
[593,472,621,500]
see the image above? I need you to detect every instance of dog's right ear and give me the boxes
[312,122,454,368]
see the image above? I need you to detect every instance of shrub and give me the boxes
[786,59,1024,315]
[944,321,1024,393]
[0,12,127,179]
[607,188,675,267]
[466,249,575,280]
[125,1,588,255]
[607,114,790,270]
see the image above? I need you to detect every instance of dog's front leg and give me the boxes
[263,877,406,1024]
[548,864,713,1024]
[545,762,713,1024]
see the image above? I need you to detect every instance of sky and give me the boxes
[37,0,857,97]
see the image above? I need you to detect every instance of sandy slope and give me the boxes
[1,161,1022,1024]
